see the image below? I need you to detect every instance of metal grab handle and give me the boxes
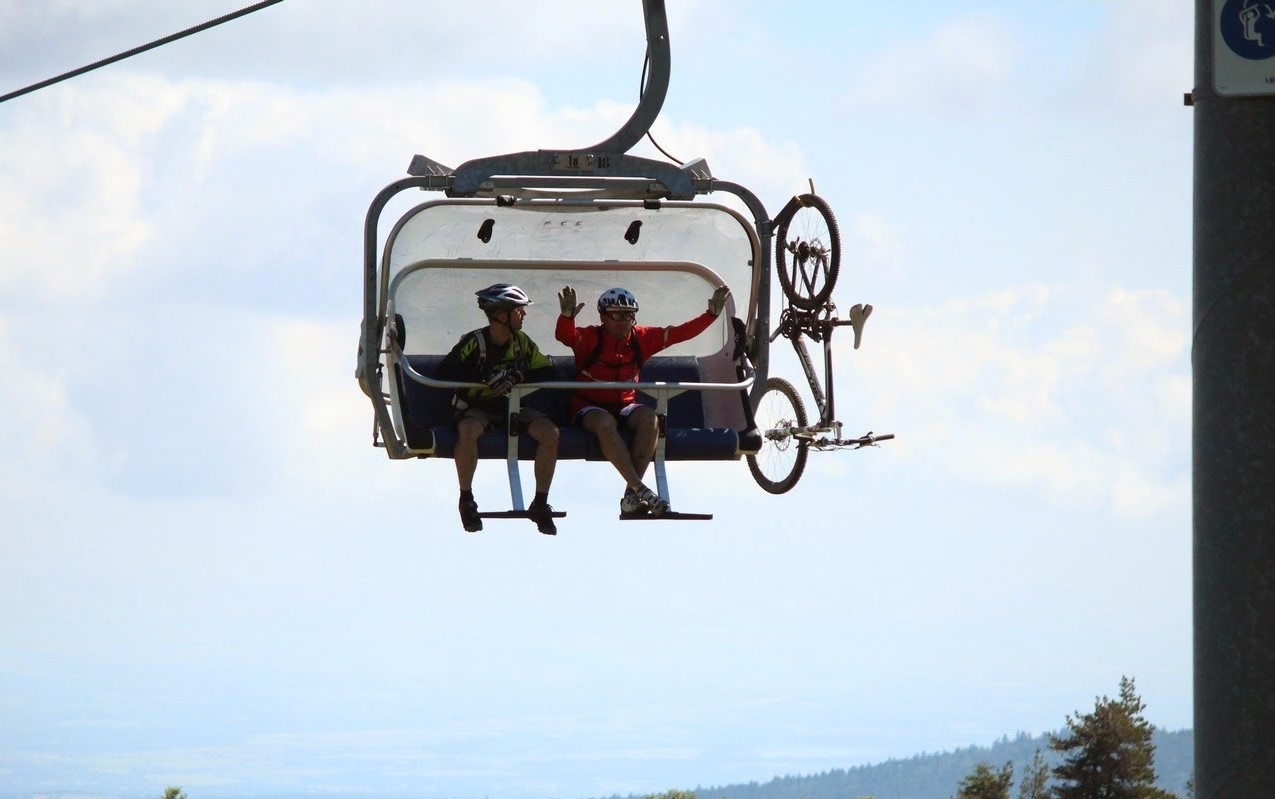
[397,357,754,394]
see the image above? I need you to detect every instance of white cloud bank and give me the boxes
[0,61,1189,518]
[842,283,1189,518]
[0,7,1194,793]
[842,15,1022,113]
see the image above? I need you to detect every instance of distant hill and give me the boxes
[656,729,1192,799]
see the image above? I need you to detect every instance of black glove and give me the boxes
[486,368,523,396]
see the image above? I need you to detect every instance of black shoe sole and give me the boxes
[528,509,557,535]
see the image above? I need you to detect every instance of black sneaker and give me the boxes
[527,501,557,536]
[459,497,483,532]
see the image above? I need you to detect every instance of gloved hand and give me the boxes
[558,285,584,318]
[707,285,731,317]
[485,368,523,396]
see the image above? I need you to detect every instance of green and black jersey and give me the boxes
[434,327,556,413]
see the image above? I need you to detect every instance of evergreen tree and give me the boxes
[1018,749,1050,799]
[957,761,1013,799]
[1048,676,1177,799]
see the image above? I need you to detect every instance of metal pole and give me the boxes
[1193,1,1275,796]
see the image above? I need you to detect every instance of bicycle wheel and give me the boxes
[774,193,840,310]
[746,377,809,494]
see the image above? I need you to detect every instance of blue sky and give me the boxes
[1,2,1192,798]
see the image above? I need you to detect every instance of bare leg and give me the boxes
[454,414,487,531]
[626,405,659,480]
[526,416,560,494]
[581,409,644,489]
[454,415,485,491]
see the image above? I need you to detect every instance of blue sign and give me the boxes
[1216,0,1275,94]
[1220,0,1275,61]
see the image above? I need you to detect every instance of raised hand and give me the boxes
[558,285,584,318]
[707,285,731,317]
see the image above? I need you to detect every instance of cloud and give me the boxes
[0,97,155,300]
[0,0,666,96]
[845,211,910,284]
[637,118,810,209]
[829,3,1190,116]
[0,68,812,506]
[843,15,1021,113]
[0,74,607,306]
[0,10,1194,796]
[840,283,1189,517]
[1088,0,1193,108]
[0,314,111,504]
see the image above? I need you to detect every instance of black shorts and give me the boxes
[456,405,549,431]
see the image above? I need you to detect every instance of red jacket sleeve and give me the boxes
[555,314,579,349]
[636,311,717,356]
[556,315,592,365]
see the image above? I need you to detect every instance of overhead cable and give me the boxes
[0,0,285,105]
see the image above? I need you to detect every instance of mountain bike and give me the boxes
[746,193,893,494]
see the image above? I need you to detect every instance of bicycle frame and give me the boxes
[770,303,882,450]
[773,306,838,430]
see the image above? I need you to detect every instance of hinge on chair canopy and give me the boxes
[407,154,454,177]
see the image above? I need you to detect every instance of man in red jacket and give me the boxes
[556,283,730,516]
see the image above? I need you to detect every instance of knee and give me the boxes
[586,412,619,435]
[632,408,658,434]
[533,420,559,449]
[457,418,484,441]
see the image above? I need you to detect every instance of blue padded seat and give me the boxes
[397,354,739,461]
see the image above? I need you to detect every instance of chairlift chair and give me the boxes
[354,0,888,527]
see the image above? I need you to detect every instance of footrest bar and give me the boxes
[618,511,713,521]
[479,510,567,519]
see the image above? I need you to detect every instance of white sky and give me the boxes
[0,2,1193,798]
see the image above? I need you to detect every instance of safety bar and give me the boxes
[396,357,753,395]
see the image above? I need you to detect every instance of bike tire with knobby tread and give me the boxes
[774,192,841,310]
[747,377,809,494]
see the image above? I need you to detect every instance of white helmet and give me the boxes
[597,287,639,314]
[476,283,532,313]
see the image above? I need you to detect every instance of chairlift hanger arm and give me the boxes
[588,0,670,154]
[408,0,683,200]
